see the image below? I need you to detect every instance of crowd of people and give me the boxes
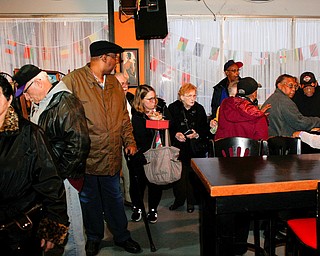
[1,38,320,256]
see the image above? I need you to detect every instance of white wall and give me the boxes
[0,0,320,17]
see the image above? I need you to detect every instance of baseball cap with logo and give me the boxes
[300,72,317,88]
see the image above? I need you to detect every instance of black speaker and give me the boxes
[134,0,168,40]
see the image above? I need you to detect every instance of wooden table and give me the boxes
[191,154,320,256]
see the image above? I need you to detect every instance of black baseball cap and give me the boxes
[300,72,317,88]
[13,64,42,97]
[237,77,262,96]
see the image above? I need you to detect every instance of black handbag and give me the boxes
[182,109,208,158]
[189,137,208,158]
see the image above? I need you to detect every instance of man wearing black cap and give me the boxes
[214,77,269,255]
[210,59,243,119]
[62,40,141,255]
[293,71,320,117]
[13,64,90,256]
[215,76,269,141]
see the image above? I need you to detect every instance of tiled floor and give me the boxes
[97,188,286,256]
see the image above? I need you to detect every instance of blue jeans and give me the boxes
[63,179,86,256]
[80,173,131,243]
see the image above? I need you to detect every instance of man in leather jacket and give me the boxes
[13,64,90,256]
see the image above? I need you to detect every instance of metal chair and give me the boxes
[286,182,320,256]
[266,136,301,156]
[212,136,262,157]
[211,137,264,256]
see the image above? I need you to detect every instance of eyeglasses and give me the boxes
[23,81,34,94]
[227,69,241,73]
[106,54,117,60]
[283,82,299,91]
[144,97,156,102]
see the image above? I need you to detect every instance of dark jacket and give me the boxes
[215,96,269,140]
[292,86,320,117]
[211,77,229,119]
[0,107,68,244]
[168,100,209,161]
[35,81,90,180]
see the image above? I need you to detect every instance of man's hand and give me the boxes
[125,145,137,156]
[261,104,271,114]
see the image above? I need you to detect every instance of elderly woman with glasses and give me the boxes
[128,84,171,224]
[168,83,210,213]
[0,75,68,255]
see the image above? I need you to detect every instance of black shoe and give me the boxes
[115,237,141,254]
[85,240,100,256]
[169,202,184,211]
[147,209,158,224]
[187,204,194,213]
[131,206,142,222]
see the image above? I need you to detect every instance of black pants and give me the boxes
[127,156,163,212]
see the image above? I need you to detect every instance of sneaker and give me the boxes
[147,209,158,224]
[131,207,142,222]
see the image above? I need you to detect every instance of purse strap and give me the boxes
[182,109,190,130]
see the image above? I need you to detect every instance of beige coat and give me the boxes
[62,64,136,176]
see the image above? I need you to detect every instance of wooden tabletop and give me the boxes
[191,154,320,197]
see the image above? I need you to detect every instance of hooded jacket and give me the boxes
[215,96,268,140]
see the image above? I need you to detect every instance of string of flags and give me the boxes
[151,31,320,84]
[1,26,106,60]
[159,32,320,65]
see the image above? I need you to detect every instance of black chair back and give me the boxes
[266,136,301,156]
[212,137,261,157]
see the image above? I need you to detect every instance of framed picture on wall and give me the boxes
[121,48,139,87]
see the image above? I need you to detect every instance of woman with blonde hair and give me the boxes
[168,83,209,212]
[129,84,171,223]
